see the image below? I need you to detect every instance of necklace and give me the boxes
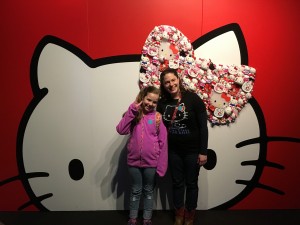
[169,94,181,129]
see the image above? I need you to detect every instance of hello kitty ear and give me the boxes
[36,42,88,91]
[31,35,93,94]
[193,23,248,65]
[190,24,257,126]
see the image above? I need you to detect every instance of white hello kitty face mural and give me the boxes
[14,24,287,211]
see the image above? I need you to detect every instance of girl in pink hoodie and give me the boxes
[116,86,168,225]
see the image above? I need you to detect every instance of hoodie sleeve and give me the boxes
[116,103,138,135]
[156,114,168,177]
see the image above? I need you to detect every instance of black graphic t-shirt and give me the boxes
[157,91,208,155]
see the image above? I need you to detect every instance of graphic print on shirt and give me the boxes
[164,103,188,133]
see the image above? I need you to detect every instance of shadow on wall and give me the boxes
[98,134,174,210]
[155,168,173,209]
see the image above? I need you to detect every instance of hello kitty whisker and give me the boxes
[23,172,49,179]
[0,175,21,186]
[236,179,284,195]
[236,136,300,148]
[241,160,284,170]
[0,172,49,187]
[18,193,53,211]
[236,137,260,148]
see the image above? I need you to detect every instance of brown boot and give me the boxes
[174,207,185,225]
[184,209,195,225]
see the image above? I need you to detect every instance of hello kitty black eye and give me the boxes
[203,149,216,170]
[68,159,84,181]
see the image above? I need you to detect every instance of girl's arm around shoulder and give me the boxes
[116,102,139,135]
[156,101,163,114]
[156,115,168,177]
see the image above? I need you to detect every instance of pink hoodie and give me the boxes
[116,103,168,177]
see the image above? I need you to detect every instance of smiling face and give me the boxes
[162,72,181,99]
[142,92,159,113]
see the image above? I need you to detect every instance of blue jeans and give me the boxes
[168,151,200,211]
[128,166,156,220]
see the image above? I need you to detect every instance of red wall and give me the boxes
[1,0,300,210]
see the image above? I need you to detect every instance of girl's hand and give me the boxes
[134,100,142,109]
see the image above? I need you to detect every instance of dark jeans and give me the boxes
[168,151,200,211]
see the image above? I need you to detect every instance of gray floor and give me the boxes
[0,210,299,225]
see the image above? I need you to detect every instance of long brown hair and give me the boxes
[159,68,186,101]
[135,86,160,123]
